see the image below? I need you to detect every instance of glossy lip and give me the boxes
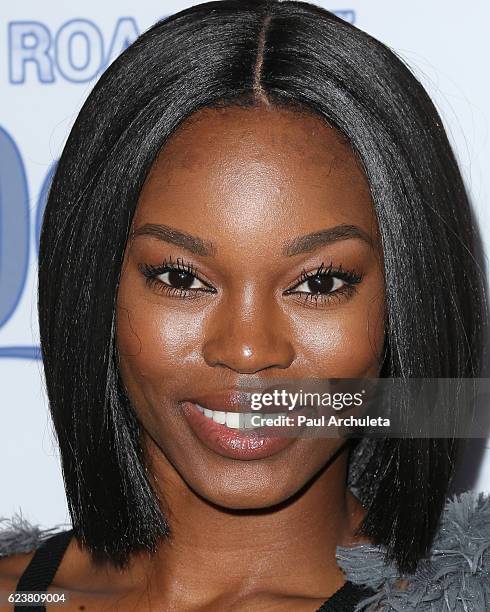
[181,401,298,460]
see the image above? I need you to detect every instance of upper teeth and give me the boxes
[195,405,283,429]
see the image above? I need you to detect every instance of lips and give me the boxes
[181,396,297,460]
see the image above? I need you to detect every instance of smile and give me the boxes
[182,401,296,460]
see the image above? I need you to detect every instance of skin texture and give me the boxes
[0,105,385,611]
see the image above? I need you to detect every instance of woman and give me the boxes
[0,1,488,610]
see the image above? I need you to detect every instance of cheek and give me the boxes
[291,296,385,376]
[117,305,202,361]
[116,290,208,395]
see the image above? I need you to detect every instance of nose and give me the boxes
[202,298,295,374]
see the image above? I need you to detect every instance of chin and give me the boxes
[188,465,308,511]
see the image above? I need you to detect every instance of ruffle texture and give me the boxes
[336,490,490,611]
[0,514,68,557]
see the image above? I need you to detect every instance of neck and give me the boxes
[132,439,367,606]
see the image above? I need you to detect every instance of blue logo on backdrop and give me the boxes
[8,18,139,84]
[1,9,355,360]
[0,127,53,360]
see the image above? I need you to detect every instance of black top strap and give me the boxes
[316,580,376,611]
[14,529,73,612]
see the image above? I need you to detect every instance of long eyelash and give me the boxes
[138,258,363,306]
[297,261,363,286]
[139,256,198,278]
[138,256,213,299]
[286,260,364,308]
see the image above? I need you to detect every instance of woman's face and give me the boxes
[116,106,385,509]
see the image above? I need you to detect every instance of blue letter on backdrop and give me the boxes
[9,22,55,84]
[106,17,139,68]
[55,19,104,82]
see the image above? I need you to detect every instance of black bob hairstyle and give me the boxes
[38,0,486,574]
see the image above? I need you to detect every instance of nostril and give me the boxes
[202,335,296,373]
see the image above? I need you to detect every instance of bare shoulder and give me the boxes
[0,550,35,585]
[0,551,36,610]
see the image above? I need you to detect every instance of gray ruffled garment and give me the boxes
[1,442,489,611]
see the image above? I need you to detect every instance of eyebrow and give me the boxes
[131,223,216,256]
[131,222,372,257]
[283,224,373,256]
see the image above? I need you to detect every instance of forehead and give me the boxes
[134,105,377,242]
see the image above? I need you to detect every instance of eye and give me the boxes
[157,268,208,291]
[293,274,346,295]
[284,262,363,306]
[138,257,216,299]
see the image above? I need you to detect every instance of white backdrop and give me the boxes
[1,0,489,529]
